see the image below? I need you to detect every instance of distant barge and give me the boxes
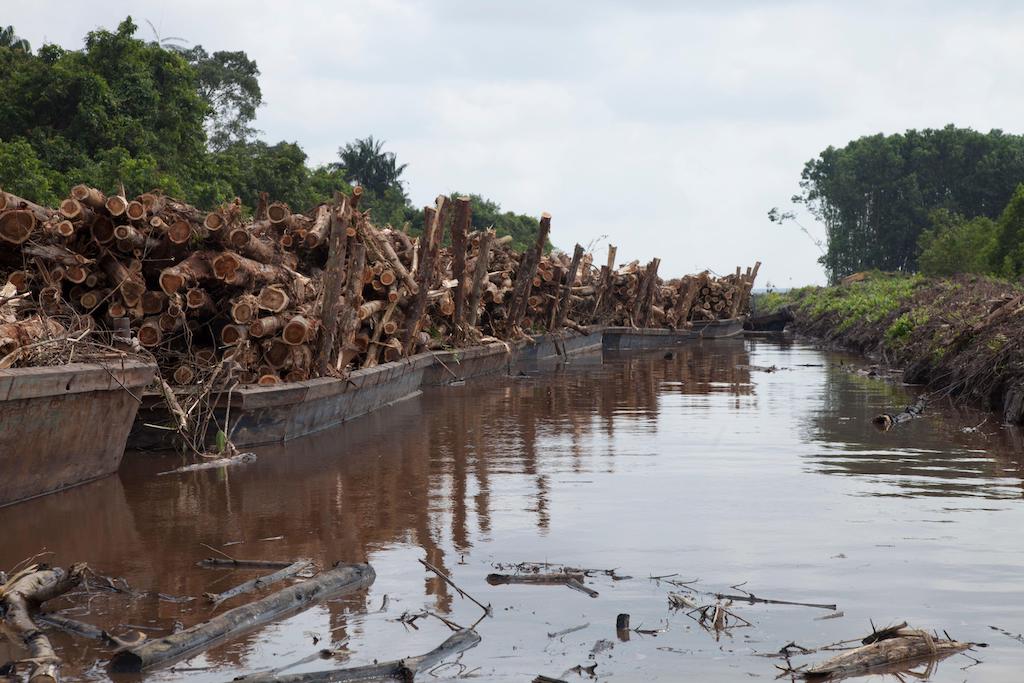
[128,319,743,450]
[0,359,156,507]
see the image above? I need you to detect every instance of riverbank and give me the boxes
[760,272,1024,422]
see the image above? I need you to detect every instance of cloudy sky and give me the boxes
[10,1,1024,285]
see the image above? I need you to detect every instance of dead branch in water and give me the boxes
[203,559,313,607]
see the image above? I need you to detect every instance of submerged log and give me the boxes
[234,629,481,683]
[109,563,376,673]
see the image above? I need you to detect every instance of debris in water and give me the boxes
[872,395,928,432]
[777,623,984,680]
[156,451,256,476]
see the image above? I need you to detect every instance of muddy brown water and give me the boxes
[3,339,1024,682]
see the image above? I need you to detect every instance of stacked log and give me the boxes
[1,184,761,387]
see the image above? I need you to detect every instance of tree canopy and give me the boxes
[0,17,547,248]
[794,126,1024,283]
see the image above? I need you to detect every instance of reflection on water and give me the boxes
[1,339,1022,681]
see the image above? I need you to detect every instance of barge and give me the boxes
[128,322,741,451]
[0,359,156,507]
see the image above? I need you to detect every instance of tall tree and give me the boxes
[183,46,262,150]
[795,126,1024,282]
[0,25,30,52]
[337,136,407,197]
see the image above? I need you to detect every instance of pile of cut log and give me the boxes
[0,185,760,386]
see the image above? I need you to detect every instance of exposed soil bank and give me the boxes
[764,273,1024,422]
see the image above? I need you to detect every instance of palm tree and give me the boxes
[0,26,31,53]
[336,136,407,197]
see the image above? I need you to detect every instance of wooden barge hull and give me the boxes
[128,322,742,451]
[0,360,156,508]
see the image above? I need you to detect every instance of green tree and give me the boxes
[0,137,59,204]
[795,126,1024,282]
[0,17,208,196]
[183,46,262,150]
[0,25,30,52]
[917,209,997,276]
[990,184,1024,277]
[337,136,407,197]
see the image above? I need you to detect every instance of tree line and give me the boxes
[786,125,1024,282]
[0,18,546,252]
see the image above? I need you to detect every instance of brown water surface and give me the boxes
[2,339,1023,681]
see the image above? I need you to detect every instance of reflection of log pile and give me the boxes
[1,186,760,388]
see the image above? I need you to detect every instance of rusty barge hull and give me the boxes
[128,322,740,450]
[0,360,156,508]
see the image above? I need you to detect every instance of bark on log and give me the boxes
[70,184,106,210]
[507,213,551,333]
[451,196,471,335]
[336,242,366,370]
[465,229,494,328]
[110,564,375,673]
[0,209,37,244]
[554,244,584,330]
[316,200,349,376]
[403,204,441,354]
[159,251,215,295]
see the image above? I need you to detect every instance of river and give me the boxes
[2,338,1022,681]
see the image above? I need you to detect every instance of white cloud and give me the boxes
[9,1,1024,285]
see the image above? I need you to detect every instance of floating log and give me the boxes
[109,563,376,673]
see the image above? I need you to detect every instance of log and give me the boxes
[465,229,494,328]
[249,314,288,338]
[316,199,349,375]
[554,244,584,330]
[70,184,106,209]
[0,209,37,244]
[1,563,86,683]
[231,295,260,324]
[335,242,366,370]
[873,395,927,431]
[451,196,471,335]
[203,559,312,607]
[232,629,481,683]
[507,213,551,332]
[403,205,440,354]
[105,192,128,217]
[109,563,376,673]
[156,452,257,476]
[0,190,54,223]
[159,251,215,295]
[283,316,316,346]
[212,252,296,288]
[303,204,331,248]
